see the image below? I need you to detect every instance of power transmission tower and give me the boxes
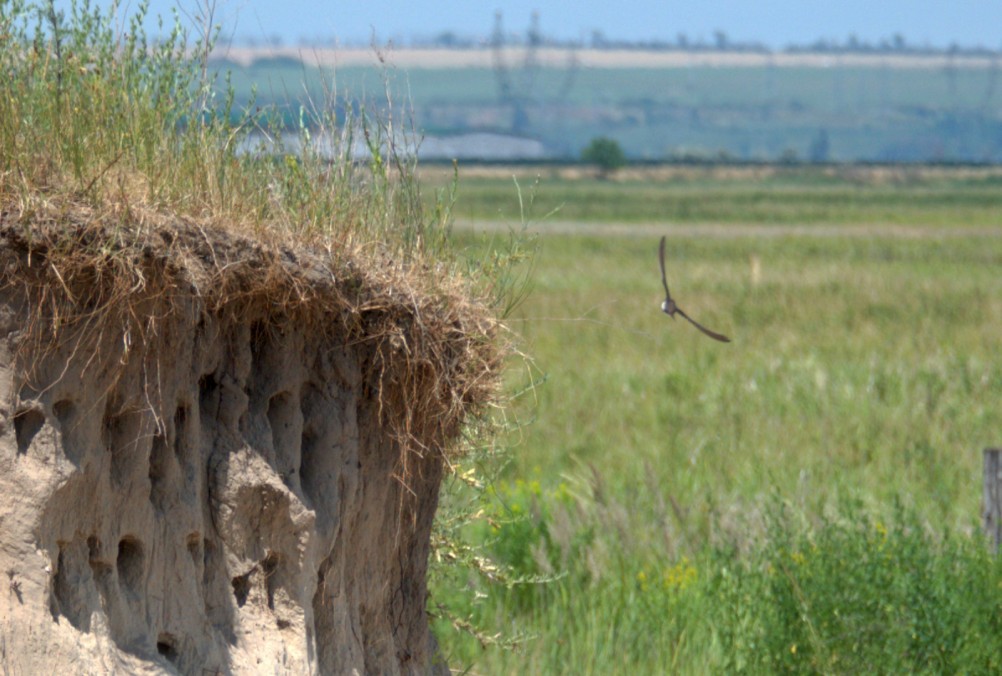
[982,50,999,112]
[491,11,512,103]
[491,11,576,134]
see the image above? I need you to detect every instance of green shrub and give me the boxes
[581,136,626,176]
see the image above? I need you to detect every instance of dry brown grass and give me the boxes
[0,190,507,466]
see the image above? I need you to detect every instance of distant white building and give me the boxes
[417,132,549,160]
[239,129,551,162]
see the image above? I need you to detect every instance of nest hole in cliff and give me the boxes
[13,406,45,455]
[173,404,189,459]
[231,568,254,608]
[156,632,178,663]
[116,537,145,595]
[198,372,221,420]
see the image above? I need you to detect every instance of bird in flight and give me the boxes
[658,236,731,343]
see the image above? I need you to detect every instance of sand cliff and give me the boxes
[0,217,495,674]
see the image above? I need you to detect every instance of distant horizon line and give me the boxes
[210,44,1001,70]
[212,32,1001,56]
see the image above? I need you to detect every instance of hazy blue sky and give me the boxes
[58,1,1002,49]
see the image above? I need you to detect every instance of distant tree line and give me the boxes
[250,19,1001,58]
[786,35,1001,58]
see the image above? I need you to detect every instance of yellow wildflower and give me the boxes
[662,557,698,592]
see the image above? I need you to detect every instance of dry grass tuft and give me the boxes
[0,192,508,465]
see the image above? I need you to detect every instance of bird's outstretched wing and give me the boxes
[658,235,671,300]
[677,309,731,343]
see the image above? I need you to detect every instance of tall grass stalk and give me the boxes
[0,0,466,265]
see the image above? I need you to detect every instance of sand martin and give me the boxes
[658,236,731,343]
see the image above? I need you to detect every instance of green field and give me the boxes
[221,56,1002,161]
[431,167,1002,673]
[421,164,1002,225]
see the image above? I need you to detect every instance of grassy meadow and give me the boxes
[424,164,1002,226]
[430,167,1002,673]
